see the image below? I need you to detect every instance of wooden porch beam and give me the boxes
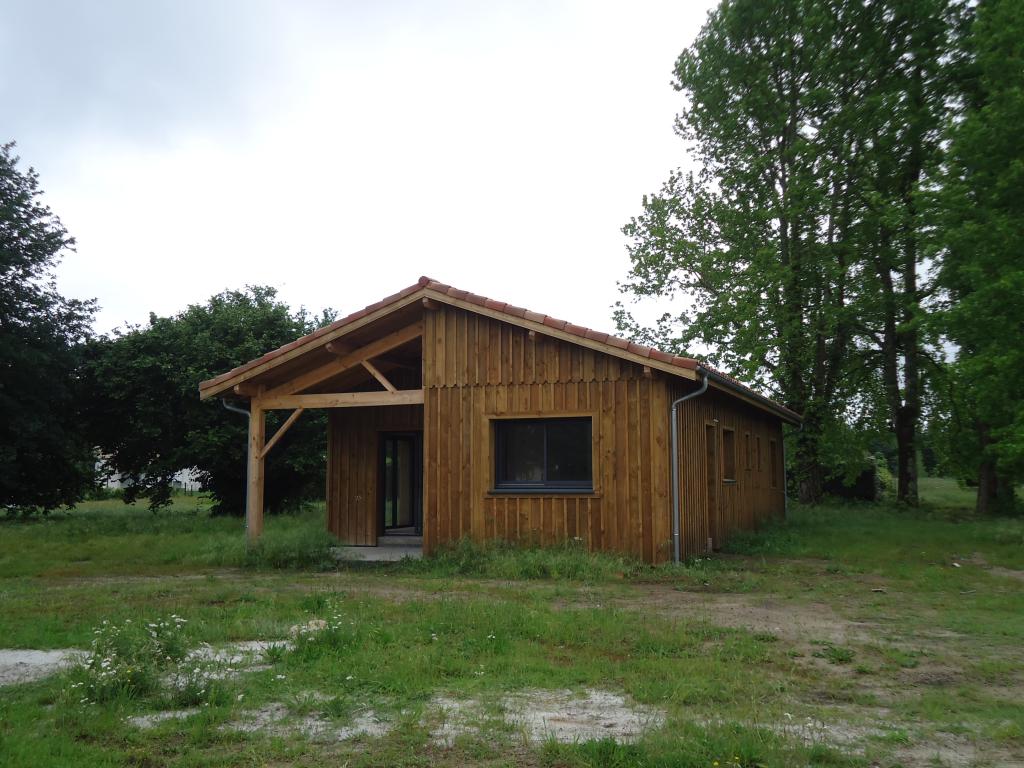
[256,390,424,410]
[234,383,261,396]
[265,320,423,397]
[258,407,305,459]
[246,404,265,544]
[361,360,397,393]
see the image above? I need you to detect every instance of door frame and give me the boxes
[378,431,423,536]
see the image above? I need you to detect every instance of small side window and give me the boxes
[744,432,752,470]
[722,428,736,482]
[756,436,762,472]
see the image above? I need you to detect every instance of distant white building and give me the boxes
[94,457,202,493]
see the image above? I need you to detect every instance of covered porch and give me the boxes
[198,290,432,554]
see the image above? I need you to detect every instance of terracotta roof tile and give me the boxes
[672,355,697,369]
[542,317,568,330]
[605,336,629,350]
[649,349,674,364]
[524,310,546,324]
[627,342,652,357]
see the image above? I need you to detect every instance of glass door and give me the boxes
[380,433,422,535]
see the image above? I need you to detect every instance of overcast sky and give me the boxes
[3,0,711,336]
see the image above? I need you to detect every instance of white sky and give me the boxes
[3,0,711,336]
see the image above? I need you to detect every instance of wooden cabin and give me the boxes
[198,278,801,564]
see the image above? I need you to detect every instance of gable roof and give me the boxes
[198,276,800,424]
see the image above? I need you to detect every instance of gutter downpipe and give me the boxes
[670,371,709,564]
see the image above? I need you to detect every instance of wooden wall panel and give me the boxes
[422,305,675,563]
[326,405,422,545]
[324,303,786,563]
[670,382,785,556]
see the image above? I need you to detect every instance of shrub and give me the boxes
[63,615,191,704]
[166,660,231,708]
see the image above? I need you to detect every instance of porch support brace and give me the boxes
[246,404,266,545]
[265,320,423,397]
[258,407,305,459]
[361,360,397,393]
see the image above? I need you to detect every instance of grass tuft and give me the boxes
[395,537,645,581]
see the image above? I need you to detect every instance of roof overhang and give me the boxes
[198,277,801,425]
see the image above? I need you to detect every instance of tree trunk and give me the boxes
[895,405,918,505]
[795,416,824,504]
[976,425,1018,516]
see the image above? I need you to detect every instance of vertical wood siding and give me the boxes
[326,405,422,545]
[421,305,674,563]
[671,383,786,555]
[323,303,787,562]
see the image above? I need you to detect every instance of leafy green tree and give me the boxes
[934,0,1024,514]
[850,0,968,506]
[82,288,335,514]
[618,0,967,503]
[0,142,96,513]
[618,0,875,502]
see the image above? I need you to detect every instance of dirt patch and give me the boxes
[188,639,291,666]
[224,701,391,741]
[127,708,201,729]
[571,585,879,647]
[965,553,1024,583]
[507,688,665,744]
[0,649,77,687]
[428,688,665,746]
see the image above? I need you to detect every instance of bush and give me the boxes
[63,615,191,704]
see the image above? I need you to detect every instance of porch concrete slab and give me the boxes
[331,546,422,563]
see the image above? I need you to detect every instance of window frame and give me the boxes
[492,416,595,494]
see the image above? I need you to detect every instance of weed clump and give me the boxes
[63,615,190,704]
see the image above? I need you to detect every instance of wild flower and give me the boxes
[60,614,192,706]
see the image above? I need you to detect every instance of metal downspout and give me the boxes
[670,371,709,563]
[222,399,250,418]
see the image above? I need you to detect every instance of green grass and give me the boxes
[0,497,337,578]
[0,486,1022,766]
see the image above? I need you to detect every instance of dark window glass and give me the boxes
[500,422,544,483]
[722,428,736,481]
[495,418,592,491]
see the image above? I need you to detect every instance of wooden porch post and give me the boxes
[246,403,265,544]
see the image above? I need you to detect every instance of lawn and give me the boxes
[0,484,1021,767]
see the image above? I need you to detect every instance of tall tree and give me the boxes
[619,0,967,502]
[618,0,872,502]
[82,288,335,514]
[852,0,966,506]
[935,0,1024,514]
[0,142,96,512]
